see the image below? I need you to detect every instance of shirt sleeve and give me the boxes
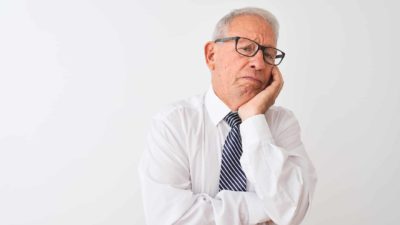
[138,114,272,225]
[240,108,318,225]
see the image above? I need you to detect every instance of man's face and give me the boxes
[207,15,277,109]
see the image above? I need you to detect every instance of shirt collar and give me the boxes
[205,86,231,126]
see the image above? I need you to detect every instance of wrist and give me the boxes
[239,110,264,121]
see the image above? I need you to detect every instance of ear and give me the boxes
[204,41,216,71]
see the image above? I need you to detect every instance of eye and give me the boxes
[238,44,257,55]
[264,53,274,60]
[263,48,277,59]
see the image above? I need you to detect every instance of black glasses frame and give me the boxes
[214,36,285,66]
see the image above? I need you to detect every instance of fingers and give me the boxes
[272,66,283,87]
[271,66,284,98]
[239,66,284,117]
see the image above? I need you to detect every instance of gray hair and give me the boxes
[212,7,279,41]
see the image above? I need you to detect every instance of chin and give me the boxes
[236,86,260,102]
[241,84,262,95]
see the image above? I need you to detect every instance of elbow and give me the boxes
[264,166,313,225]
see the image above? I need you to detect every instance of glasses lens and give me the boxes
[235,37,285,65]
[236,38,258,56]
[263,47,284,65]
[263,48,277,65]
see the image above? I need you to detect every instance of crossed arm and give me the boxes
[139,67,317,225]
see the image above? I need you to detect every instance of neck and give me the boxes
[212,88,244,112]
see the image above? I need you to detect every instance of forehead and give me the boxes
[226,15,276,46]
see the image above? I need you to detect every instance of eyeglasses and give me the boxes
[214,36,285,66]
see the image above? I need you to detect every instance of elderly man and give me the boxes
[139,7,317,225]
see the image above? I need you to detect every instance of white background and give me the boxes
[1,0,399,224]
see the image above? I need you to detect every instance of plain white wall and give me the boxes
[1,0,399,224]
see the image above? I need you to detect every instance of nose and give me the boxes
[249,49,266,70]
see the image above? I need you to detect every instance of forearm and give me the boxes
[139,153,271,225]
[240,114,317,225]
[175,191,270,225]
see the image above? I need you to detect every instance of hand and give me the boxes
[238,66,284,121]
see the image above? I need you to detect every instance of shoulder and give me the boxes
[265,105,300,132]
[152,94,205,126]
[266,105,297,121]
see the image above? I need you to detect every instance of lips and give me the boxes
[241,76,262,84]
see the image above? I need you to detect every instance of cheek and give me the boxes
[265,72,272,82]
[216,59,236,80]
[221,58,246,77]
[262,67,274,82]
[215,52,247,83]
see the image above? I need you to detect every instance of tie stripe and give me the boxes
[219,112,247,191]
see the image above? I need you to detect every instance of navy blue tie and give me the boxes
[219,112,247,191]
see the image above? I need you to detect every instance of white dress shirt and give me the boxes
[139,88,317,225]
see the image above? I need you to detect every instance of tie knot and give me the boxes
[224,112,241,127]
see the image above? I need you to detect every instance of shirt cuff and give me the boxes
[239,114,289,192]
[240,114,274,146]
[243,192,271,224]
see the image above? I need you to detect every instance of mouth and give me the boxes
[240,76,262,84]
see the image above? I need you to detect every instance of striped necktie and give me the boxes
[219,112,247,191]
